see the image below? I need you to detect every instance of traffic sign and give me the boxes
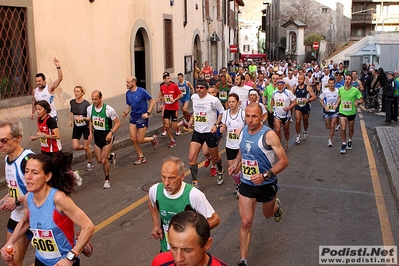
[230,44,238,53]
[313,42,319,50]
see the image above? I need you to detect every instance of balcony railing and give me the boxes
[372,13,399,24]
[352,13,373,24]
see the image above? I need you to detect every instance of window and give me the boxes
[164,18,174,70]
[321,7,328,13]
[217,0,221,20]
[205,0,210,19]
[243,45,250,52]
[0,5,31,99]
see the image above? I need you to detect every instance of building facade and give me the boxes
[0,0,242,149]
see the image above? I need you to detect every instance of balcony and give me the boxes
[352,13,373,24]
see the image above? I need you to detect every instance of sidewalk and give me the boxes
[0,111,166,188]
[375,126,399,212]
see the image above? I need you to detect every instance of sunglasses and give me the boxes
[196,85,206,89]
[0,137,14,144]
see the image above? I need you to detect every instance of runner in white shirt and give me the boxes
[318,78,339,147]
[187,80,225,188]
[219,93,246,197]
[271,80,297,151]
[229,74,252,110]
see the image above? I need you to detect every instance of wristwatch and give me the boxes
[15,198,21,206]
[146,111,151,115]
[262,172,269,181]
[66,251,76,261]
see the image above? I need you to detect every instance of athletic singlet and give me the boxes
[221,109,245,149]
[27,188,75,265]
[203,66,212,82]
[152,251,227,266]
[155,183,194,252]
[37,115,62,153]
[295,84,310,108]
[239,125,277,186]
[178,81,191,102]
[218,83,229,103]
[34,85,57,118]
[6,149,33,222]
[91,104,112,131]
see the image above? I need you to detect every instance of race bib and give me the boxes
[227,129,238,140]
[40,136,48,148]
[241,159,260,180]
[297,97,306,107]
[162,223,170,250]
[31,229,61,259]
[204,74,211,80]
[275,99,284,107]
[92,116,105,130]
[8,180,20,198]
[194,112,207,123]
[341,101,352,111]
[74,115,86,127]
[164,94,174,104]
[179,87,187,95]
[327,103,335,112]
[219,91,228,101]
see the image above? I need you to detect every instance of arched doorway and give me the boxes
[134,29,146,89]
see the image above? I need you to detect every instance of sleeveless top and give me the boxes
[28,188,75,265]
[239,125,277,186]
[156,183,194,252]
[295,84,310,108]
[6,149,33,221]
[34,85,57,118]
[91,104,112,131]
[37,115,62,153]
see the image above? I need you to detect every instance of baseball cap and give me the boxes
[213,70,218,75]
[276,80,285,85]
[276,71,283,76]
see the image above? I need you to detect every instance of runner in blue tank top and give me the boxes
[228,103,289,266]
[1,154,95,265]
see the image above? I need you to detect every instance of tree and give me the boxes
[304,33,323,46]
[280,0,324,37]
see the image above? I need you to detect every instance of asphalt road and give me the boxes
[0,101,398,266]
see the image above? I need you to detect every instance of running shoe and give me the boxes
[134,156,147,165]
[233,184,240,199]
[209,166,217,177]
[381,121,391,125]
[347,140,352,150]
[191,180,199,189]
[175,127,181,136]
[295,135,301,144]
[103,180,111,189]
[335,125,340,131]
[303,131,307,141]
[238,260,248,266]
[217,171,224,185]
[161,129,167,136]
[274,198,283,222]
[169,141,176,148]
[328,139,333,147]
[204,156,211,168]
[85,162,94,171]
[284,143,289,151]
[108,153,116,166]
[181,118,189,129]
[74,170,83,187]
[340,144,347,154]
[151,134,159,150]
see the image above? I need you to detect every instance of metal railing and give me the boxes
[0,6,31,100]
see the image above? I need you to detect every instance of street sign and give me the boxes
[313,42,319,50]
[230,44,238,53]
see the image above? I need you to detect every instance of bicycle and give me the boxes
[365,89,380,113]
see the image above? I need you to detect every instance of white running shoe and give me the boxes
[295,136,301,144]
[328,139,333,147]
[103,180,111,189]
[74,170,83,186]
